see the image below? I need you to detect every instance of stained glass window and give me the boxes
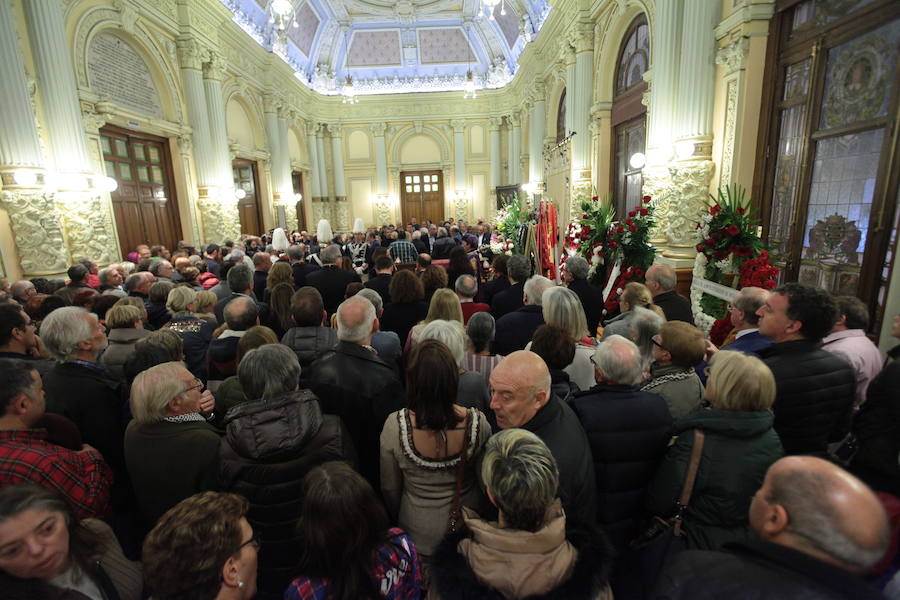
[615,17,649,97]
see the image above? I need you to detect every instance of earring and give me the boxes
[238,581,244,589]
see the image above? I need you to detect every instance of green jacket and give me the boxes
[646,407,783,550]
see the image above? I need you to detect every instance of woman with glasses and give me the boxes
[0,483,142,599]
[641,321,706,420]
[143,491,259,600]
[646,351,783,550]
[124,361,220,527]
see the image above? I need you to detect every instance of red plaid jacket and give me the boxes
[0,429,113,519]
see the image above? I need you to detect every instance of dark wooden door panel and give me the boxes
[401,170,443,225]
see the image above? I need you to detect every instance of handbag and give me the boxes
[630,429,706,592]
[446,413,472,534]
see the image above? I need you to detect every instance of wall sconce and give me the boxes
[293,193,303,203]
[94,175,118,193]
[673,140,695,160]
[234,188,247,200]
[629,152,646,169]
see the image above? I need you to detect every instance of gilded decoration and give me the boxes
[720,79,739,186]
[1,191,68,275]
[665,161,715,250]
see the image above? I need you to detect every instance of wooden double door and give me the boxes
[400,170,444,225]
[233,159,263,237]
[102,126,181,256]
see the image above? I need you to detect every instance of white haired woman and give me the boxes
[163,286,217,382]
[420,319,490,413]
[428,429,614,599]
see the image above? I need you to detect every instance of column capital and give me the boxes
[572,22,594,54]
[315,123,326,137]
[370,122,388,137]
[176,37,204,70]
[328,123,342,137]
[263,93,279,114]
[508,113,521,127]
[489,116,503,130]
[450,119,466,134]
[306,121,318,136]
[202,52,226,81]
[715,37,750,75]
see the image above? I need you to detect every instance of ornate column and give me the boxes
[528,85,546,187]
[329,124,349,230]
[276,106,297,232]
[508,114,522,185]
[22,0,90,173]
[306,121,321,200]
[489,117,502,192]
[564,46,576,137]
[451,120,466,193]
[715,38,750,187]
[0,0,42,169]
[646,0,683,159]
[178,38,215,189]
[372,122,388,195]
[315,125,328,200]
[200,52,239,241]
[573,23,593,178]
[264,94,282,201]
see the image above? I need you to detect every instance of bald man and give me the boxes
[655,456,890,599]
[646,263,694,325]
[489,350,598,534]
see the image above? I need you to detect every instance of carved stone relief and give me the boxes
[334,200,351,231]
[455,195,469,223]
[198,198,240,243]
[642,165,674,245]
[715,38,749,76]
[56,193,118,265]
[720,79,739,186]
[664,161,715,254]
[0,191,69,275]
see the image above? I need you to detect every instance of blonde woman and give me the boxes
[100,304,150,379]
[647,350,783,550]
[193,290,217,320]
[263,262,294,304]
[529,286,597,391]
[601,282,665,340]
[164,286,217,382]
[406,288,464,351]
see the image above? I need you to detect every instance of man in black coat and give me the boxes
[251,252,271,300]
[563,255,606,337]
[756,283,855,456]
[306,296,405,490]
[646,264,694,324]
[306,244,361,318]
[287,244,319,289]
[654,456,889,600]
[490,254,531,320]
[363,255,394,305]
[571,334,672,552]
[489,350,598,534]
[214,264,268,325]
[494,275,553,356]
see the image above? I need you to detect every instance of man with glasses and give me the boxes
[697,287,773,383]
[125,361,219,525]
[0,303,54,378]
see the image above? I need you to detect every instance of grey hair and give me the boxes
[10,280,35,299]
[336,295,376,343]
[320,244,342,265]
[648,264,677,291]
[420,319,467,367]
[507,255,531,283]
[593,335,643,386]
[481,428,559,532]
[224,296,259,331]
[148,260,170,277]
[455,274,478,298]
[167,287,197,313]
[734,286,769,326]
[40,307,95,363]
[523,275,554,306]
[541,285,588,339]
[124,272,149,293]
[120,261,136,274]
[98,267,119,286]
[130,362,189,424]
[466,311,495,353]
[238,344,300,400]
[437,227,448,238]
[287,245,304,261]
[227,265,253,294]
[356,288,383,314]
[629,306,665,370]
[768,468,889,571]
[564,256,589,280]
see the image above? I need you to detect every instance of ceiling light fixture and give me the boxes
[267,0,299,33]
[481,0,501,20]
[464,71,477,99]
[342,76,359,104]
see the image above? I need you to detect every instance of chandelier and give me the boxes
[267,0,299,32]
[480,0,506,19]
[342,76,359,104]
[463,71,477,99]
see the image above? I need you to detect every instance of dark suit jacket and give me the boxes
[364,273,393,305]
[490,281,525,320]
[569,278,606,337]
[291,262,319,289]
[494,305,545,356]
[654,290,694,324]
[306,267,362,318]
[697,330,773,383]
[253,269,268,300]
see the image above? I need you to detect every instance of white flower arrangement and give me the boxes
[691,252,716,334]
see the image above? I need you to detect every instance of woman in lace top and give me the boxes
[380,339,491,559]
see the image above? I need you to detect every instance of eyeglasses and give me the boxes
[183,378,204,394]
[651,336,668,352]
[236,532,260,554]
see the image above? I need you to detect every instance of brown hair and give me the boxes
[405,339,462,431]
[236,325,279,363]
[530,324,576,371]
[143,492,249,600]
[266,261,294,292]
[389,269,424,303]
[659,321,706,367]
[421,265,448,296]
[268,282,295,333]
[113,296,148,322]
[291,287,325,327]
[105,304,143,330]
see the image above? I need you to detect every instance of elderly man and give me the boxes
[214,264,267,325]
[431,226,456,260]
[40,307,128,494]
[656,456,890,599]
[0,358,113,519]
[356,288,402,368]
[287,243,318,289]
[756,283,855,456]
[388,230,418,264]
[55,264,93,304]
[306,244,361,318]
[456,274,489,324]
[98,265,126,297]
[0,303,54,377]
[563,255,605,336]
[822,295,883,408]
[571,335,672,551]
[490,254,531,320]
[10,280,37,306]
[489,350,597,533]
[149,259,175,282]
[208,296,259,389]
[646,263,694,324]
[494,275,554,356]
[124,361,219,525]
[306,295,405,490]
[125,271,153,306]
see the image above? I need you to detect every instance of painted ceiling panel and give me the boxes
[287,2,319,57]
[494,4,519,48]
[418,28,475,64]
[347,30,403,67]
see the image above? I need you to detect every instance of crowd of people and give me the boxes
[0,215,897,599]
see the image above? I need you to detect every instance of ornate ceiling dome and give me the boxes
[222,0,550,95]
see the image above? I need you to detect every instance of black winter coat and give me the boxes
[490,281,525,320]
[652,290,694,325]
[164,315,216,382]
[851,345,900,496]
[280,326,337,385]
[306,267,361,318]
[653,540,886,599]
[759,339,855,455]
[220,390,357,599]
[571,384,672,550]
[432,236,456,260]
[494,305,545,356]
[306,341,406,490]
[569,278,606,337]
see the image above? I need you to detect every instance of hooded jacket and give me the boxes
[219,389,357,599]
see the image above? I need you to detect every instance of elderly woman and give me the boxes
[641,320,706,419]
[465,311,504,380]
[124,361,219,525]
[163,286,217,382]
[0,483,141,599]
[602,282,665,340]
[219,344,356,597]
[380,339,491,560]
[421,319,490,412]
[647,351,784,550]
[525,286,596,391]
[211,325,279,427]
[143,491,259,599]
[629,305,665,380]
[147,280,174,330]
[99,304,150,379]
[380,270,429,346]
[429,429,613,600]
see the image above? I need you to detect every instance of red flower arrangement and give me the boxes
[739,250,780,290]
[708,316,735,347]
